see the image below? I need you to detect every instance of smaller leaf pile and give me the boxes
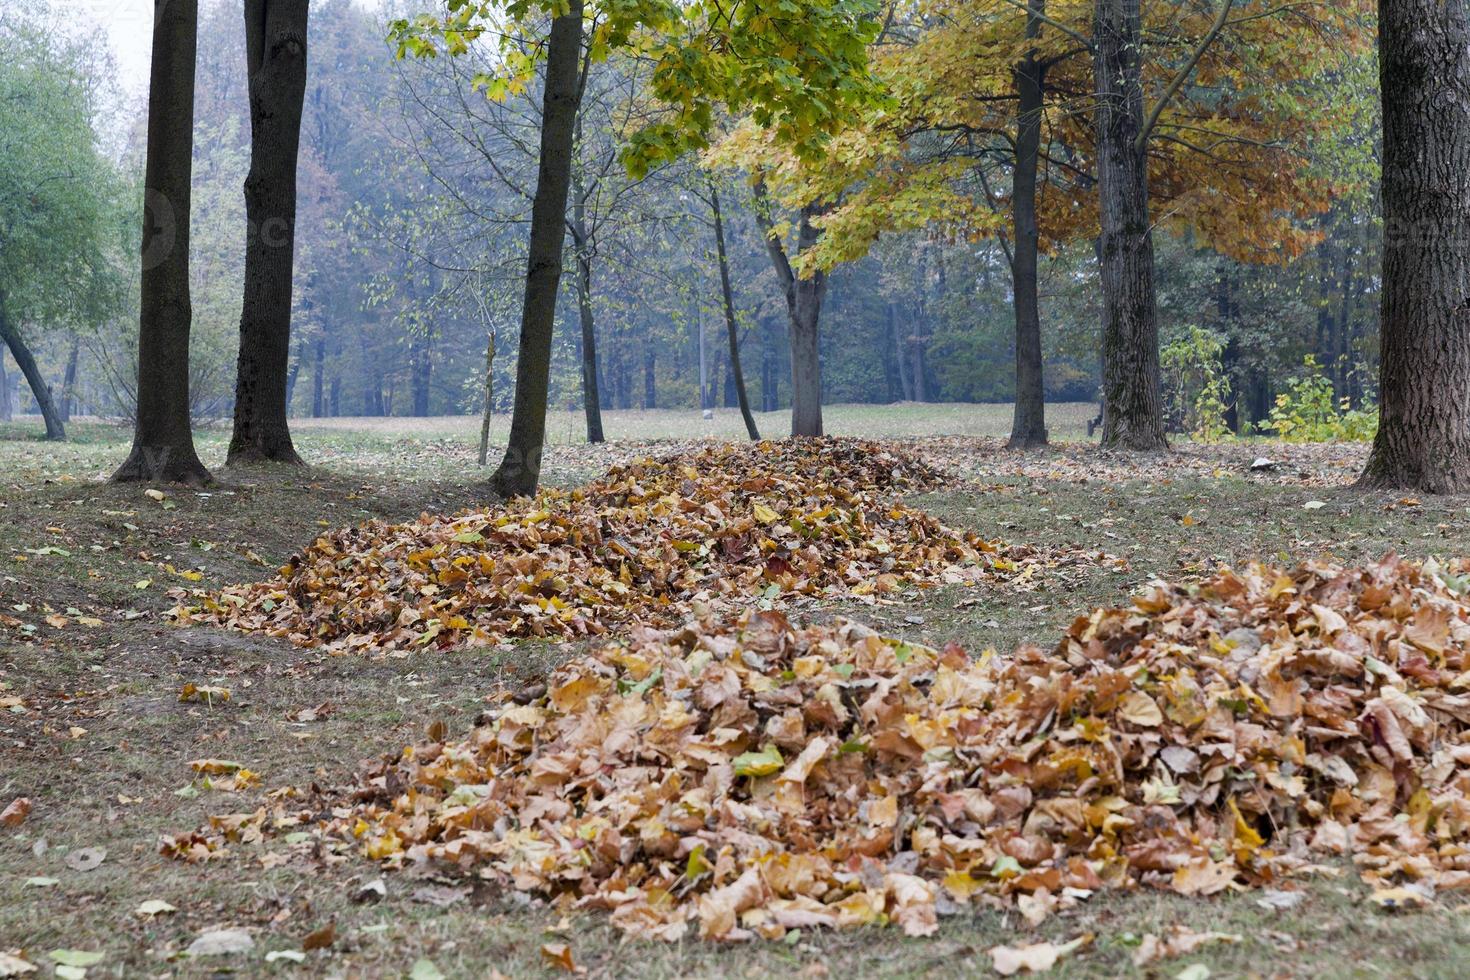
[320,556,1470,941]
[175,439,1088,654]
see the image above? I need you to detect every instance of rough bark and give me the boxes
[1361,0,1470,491]
[1007,0,1049,448]
[113,0,211,485]
[228,0,308,466]
[710,185,760,440]
[755,187,827,437]
[490,2,582,497]
[1095,0,1168,451]
[0,294,65,440]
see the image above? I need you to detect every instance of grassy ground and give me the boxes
[3,407,1469,978]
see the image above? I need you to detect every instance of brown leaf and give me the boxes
[302,922,335,951]
[1,797,31,828]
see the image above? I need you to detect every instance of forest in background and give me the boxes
[1,0,1378,440]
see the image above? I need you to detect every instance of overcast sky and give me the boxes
[90,0,152,98]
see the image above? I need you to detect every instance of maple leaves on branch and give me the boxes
[173,439,1112,654]
[167,553,1470,943]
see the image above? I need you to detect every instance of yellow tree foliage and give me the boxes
[795,0,1374,271]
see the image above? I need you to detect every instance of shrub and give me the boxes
[1267,355,1378,442]
[1161,326,1233,443]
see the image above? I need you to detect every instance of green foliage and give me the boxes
[0,13,125,328]
[1267,356,1378,442]
[1161,327,1233,443]
[387,0,883,179]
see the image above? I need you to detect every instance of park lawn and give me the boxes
[3,409,1470,978]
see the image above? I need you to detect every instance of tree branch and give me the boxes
[1137,0,1235,153]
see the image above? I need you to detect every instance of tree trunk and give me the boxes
[478,330,495,466]
[0,295,65,440]
[573,236,605,443]
[311,335,325,417]
[889,302,913,401]
[1007,0,1049,448]
[0,346,11,422]
[113,0,211,485]
[489,2,582,497]
[711,185,761,440]
[58,340,79,424]
[409,335,430,416]
[910,322,928,402]
[756,189,827,437]
[1361,0,1470,491]
[1095,0,1168,451]
[228,0,308,465]
[643,345,656,409]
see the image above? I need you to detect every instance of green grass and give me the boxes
[2,407,1466,977]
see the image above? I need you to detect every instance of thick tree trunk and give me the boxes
[710,185,760,440]
[756,191,827,437]
[1007,1,1049,448]
[0,295,65,440]
[113,0,211,485]
[1095,0,1168,451]
[490,2,582,497]
[1361,0,1470,491]
[228,0,308,466]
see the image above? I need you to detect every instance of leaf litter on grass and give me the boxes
[168,554,1470,953]
[172,439,1119,655]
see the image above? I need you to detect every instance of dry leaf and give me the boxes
[64,847,105,872]
[989,935,1090,975]
[539,943,582,974]
[302,923,335,951]
[1,797,31,827]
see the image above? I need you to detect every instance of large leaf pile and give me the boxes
[322,556,1470,941]
[174,440,1092,654]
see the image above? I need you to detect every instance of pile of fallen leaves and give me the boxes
[174,439,1096,654]
[293,555,1470,942]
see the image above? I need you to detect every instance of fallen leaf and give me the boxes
[1,797,31,827]
[64,847,105,872]
[186,928,254,956]
[179,683,231,704]
[46,952,103,969]
[0,952,36,976]
[134,899,177,918]
[302,923,335,951]
[989,935,1091,975]
[540,943,582,973]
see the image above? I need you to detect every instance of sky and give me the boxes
[90,0,152,99]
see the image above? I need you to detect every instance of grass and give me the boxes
[3,406,1468,977]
